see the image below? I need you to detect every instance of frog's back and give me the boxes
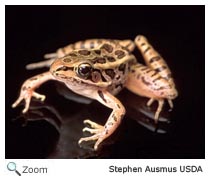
[92,42,137,95]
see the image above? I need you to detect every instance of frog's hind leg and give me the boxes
[26,48,65,70]
[26,58,55,70]
[44,52,58,59]
[125,64,167,122]
[134,35,175,88]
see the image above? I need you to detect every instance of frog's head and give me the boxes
[50,53,110,88]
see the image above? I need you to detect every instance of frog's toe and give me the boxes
[147,98,155,106]
[32,92,46,101]
[168,99,173,109]
[82,127,102,134]
[78,133,100,145]
[44,52,57,59]
[21,96,32,113]
[12,96,23,108]
[83,119,103,129]
[78,124,106,150]
[12,94,32,114]
[78,131,104,151]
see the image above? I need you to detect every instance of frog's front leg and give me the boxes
[12,71,55,113]
[78,90,125,151]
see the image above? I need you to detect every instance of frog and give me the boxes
[12,35,178,150]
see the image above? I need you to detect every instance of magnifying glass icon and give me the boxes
[7,162,21,176]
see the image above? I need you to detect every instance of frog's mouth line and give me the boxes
[54,73,85,85]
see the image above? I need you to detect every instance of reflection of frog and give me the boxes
[12,35,178,150]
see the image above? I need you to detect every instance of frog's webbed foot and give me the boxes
[78,119,106,151]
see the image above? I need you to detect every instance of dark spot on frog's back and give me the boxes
[106,56,116,62]
[78,50,91,56]
[119,63,126,73]
[63,57,72,63]
[93,57,106,64]
[105,69,115,79]
[94,49,101,55]
[69,53,77,57]
[114,50,126,59]
[100,43,113,53]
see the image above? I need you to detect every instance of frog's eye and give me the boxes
[77,63,92,77]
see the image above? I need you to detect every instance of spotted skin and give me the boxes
[135,35,175,87]
[125,35,178,122]
[13,41,135,150]
[13,35,178,150]
[26,38,135,70]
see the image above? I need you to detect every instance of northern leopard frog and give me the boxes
[12,35,178,150]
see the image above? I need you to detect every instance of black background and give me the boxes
[5,6,205,158]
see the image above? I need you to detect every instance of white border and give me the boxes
[1,0,208,179]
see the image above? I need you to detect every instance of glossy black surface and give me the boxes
[5,5,204,158]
